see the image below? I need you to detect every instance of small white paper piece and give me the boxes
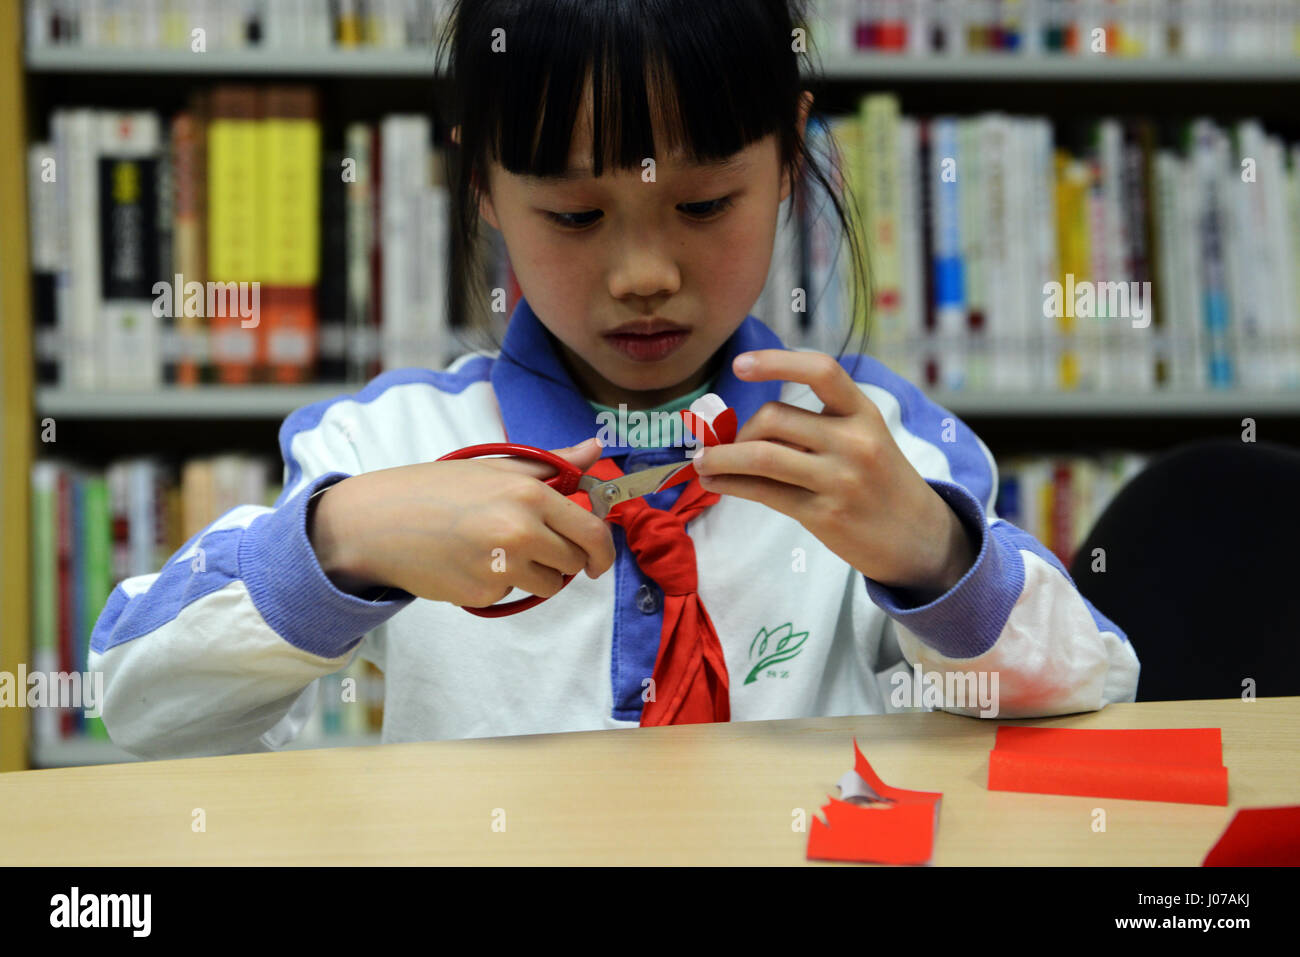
[837,769,894,807]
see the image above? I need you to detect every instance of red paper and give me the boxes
[987,726,1228,806]
[1202,806,1300,866]
[658,401,737,490]
[806,740,943,865]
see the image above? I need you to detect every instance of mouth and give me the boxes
[603,327,691,362]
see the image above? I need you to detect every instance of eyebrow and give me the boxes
[520,153,750,184]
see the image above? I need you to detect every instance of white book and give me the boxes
[1002,119,1031,391]
[906,0,929,53]
[308,0,332,47]
[1259,130,1295,387]
[978,114,1009,394]
[344,122,375,377]
[930,116,965,391]
[28,142,60,272]
[385,0,407,47]
[126,459,158,578]
[1095,120,1126,391]
[943,0,967,55]
[1153,149,1192,390]
[957,117,984,390]
[380,116,407,371]
[27,0,52,48]
[426,151,452,367]
[57,109,101,390]
[406,130,444,370]
[1176,152,1208,390]
[1031,118,1058,392]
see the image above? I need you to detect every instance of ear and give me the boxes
[780,90,815,204]
[478,185,500,231]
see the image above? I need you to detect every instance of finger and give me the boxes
[528,522,597,579]
[510,560,569,600]
[696,472,816,520]
[733,350,863,417]
[733,399,828,451]
[541,492,618,578]
[695,439,826,494]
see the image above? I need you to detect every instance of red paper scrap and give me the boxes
[987,726,1228,806]
[806,739,943,865]
[658,396,737,490]
[1203,806,1300,866]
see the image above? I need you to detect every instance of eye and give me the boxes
[678,196,735,219]
[543,209,602,229]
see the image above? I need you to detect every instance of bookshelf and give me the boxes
[25,47,1300,81]
[6,1,1300,771]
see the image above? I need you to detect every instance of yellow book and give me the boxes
[264,90,321,286]
[1054,151,1090,390]
[860,94,902,365]
[207,87,260,284]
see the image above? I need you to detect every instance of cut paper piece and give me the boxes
[1202,806,1300,866]
[836,769,891,805]
[659,392,738,490]
[987,726,1228,806]
[807,739,943,865]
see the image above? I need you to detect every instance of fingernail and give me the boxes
[735,353,755,373]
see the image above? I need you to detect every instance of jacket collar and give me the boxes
[490,296,787,457]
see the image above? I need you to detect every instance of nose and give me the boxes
[607,227,682,300]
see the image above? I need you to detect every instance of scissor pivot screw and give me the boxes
[599,486,619,504]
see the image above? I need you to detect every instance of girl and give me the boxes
[90,0,1138,758]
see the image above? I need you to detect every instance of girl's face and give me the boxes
[479,89,813,410]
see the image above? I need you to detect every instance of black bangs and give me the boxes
[444,0,804,178]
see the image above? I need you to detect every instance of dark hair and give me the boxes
[433,0,871,383]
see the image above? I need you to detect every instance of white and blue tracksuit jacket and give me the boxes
[89,297,1140,759]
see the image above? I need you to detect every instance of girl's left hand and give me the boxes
[693,349,978,604]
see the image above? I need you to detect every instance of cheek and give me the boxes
[688,207,777,302]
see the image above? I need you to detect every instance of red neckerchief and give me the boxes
[583,455,730,726]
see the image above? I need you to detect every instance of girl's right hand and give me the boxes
[308,437,617,607]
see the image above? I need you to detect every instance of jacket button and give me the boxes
[635,582,659,614]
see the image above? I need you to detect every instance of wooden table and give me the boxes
[1,697,1295,865]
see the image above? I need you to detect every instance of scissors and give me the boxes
[435,442,693,617]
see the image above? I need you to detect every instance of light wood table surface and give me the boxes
[1,697,1295,865]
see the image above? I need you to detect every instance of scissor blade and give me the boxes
[609,461,694,501]
[581,460,694,515]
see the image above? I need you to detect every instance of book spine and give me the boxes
[262,85,321,382]
[930,116,966,391]
[98,111,163,391]
[207,85,261,383]
[82,475,113,740]
[30,463,60,748]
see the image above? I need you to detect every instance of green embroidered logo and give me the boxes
[744,622,809,684]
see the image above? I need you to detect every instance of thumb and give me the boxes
[551,436,604,463]
[482,436,603,480]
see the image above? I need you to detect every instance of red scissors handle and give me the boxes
[434,442,588,617]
